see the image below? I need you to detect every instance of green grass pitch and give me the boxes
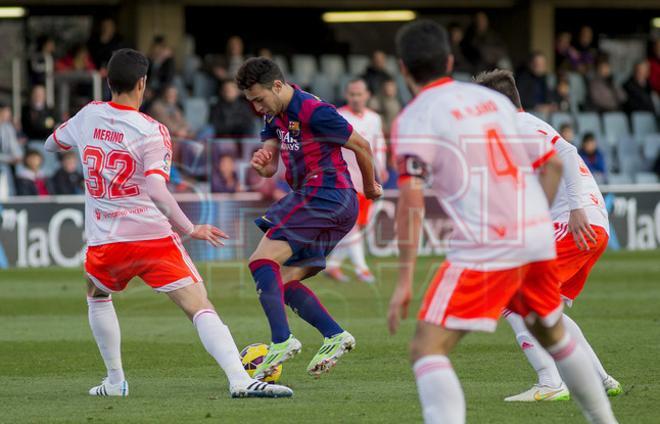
[1,250,659,423]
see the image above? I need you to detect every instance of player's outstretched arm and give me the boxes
[145,174,228,246]
[251,139,280,178]
[345,131,382,200]
[537,154,563,206]
[388,176,425,335]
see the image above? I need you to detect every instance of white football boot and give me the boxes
[230,380,293,398]
[89,378,129,397]
[504,383,570,402]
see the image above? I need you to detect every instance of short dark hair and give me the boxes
[559,122,573,133]
[235,57,285,90]
[396,20,451,85]
[474,69,522,109]
[24,149,43,165]
[107,48,149,95]
[582,132,596,144]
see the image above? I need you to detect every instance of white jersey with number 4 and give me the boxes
[394,78,557,270]
[337,106,386,193]
[515,112,609,236]
[46,101,173,246]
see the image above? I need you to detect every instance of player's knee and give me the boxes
[527,318,564,348]
[86,279,110,298]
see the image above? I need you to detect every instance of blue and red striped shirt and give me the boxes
[260,85,354,190]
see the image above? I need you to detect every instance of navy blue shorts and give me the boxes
[255,187,358,276]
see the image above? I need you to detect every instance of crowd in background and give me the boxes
[1,12,660,199]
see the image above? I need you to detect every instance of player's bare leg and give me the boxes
[527,317,617,423]
[280,266,354,377]
[167,282,292,398]
[86,279,128,397]
[410,322,467,424]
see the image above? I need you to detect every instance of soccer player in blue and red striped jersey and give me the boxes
[237,57,382,379]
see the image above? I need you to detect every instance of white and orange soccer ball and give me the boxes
[240,343,282,383]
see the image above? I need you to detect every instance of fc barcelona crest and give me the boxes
[288,121,301,137]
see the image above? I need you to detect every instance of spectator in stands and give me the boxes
[55,43,96,72]
[555,32,579,72]
[28,35,56,86]
[368,77,401,138]
[516,51,553,113]
[462,11,507,72]
[15,149,50,196]
[147,35,176,96]
[623,59,656,113]
[87,18,125,70]
[0,103,22,198]
[226,36,245,77]
[210,79,255,147]
[148,85,194,140]
[362,50,392,95]
[574,25,597,74]
[649,38,660,95]
[51,151,83,194]
[559,122,576,144]
[21,85,57,141]
[579,132,607,183]
[553,76,571,112]
[211,154,242,193]
[448,22,472,74]
[588,54,626,112]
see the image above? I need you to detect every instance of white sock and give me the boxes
[504,311,562,387]
[413,355,465,424]
[87,296,125,384]
[547,332,617,424]
[348,235,369,272]
[563,313,609,382]
[193,309,252,387]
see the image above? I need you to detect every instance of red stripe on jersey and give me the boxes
[532,150,556,170]
[145,169,170,182]
[53,129,72,150]
[550,135,560,145]
[537,129,548,136]
[108,101,137,111]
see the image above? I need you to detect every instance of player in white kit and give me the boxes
[387,21,617,423]
[325,78,387,283]
[475,69,622,402]
[44,49,292,398]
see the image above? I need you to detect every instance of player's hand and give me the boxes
[388,282,412,335]
[568,208,597,251]
[190,224,229,247]
[251,148,273,172]
[364,183,383,200]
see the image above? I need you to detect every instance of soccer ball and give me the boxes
[240,343,282,383]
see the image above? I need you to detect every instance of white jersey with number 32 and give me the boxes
[47,101,173,246]
[394,78,557,269]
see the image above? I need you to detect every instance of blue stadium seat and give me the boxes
[336,73,354,101]
[310,74,337,104]
[183,97,209,133]
[550,112,573,133]
[576,112,603,140]
[607,173,633,185]
[642,133,660,167]
[603,112,631,147]
[320,55,346,84]
[395,73,413,105]
[182,55,201,88]
[567,72,587,112]
[192,71,217,99]
[347,54,369,76]
[631,111,658,143]
[385,55,399,76]
[546,73,557,90]
[27,141,59,177]
[292,55,317,87]
[172,75,188,102]
[452,72,472,82]
[273,55,290,75]
[619,153,643,179]
[635,172,659,184]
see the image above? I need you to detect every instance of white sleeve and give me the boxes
[140,123,173,182]
[374,116,387,174]
[554,138,583,210]
[45,113,82,152]
[145,173,194,235]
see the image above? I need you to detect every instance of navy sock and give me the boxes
[249,259,291,343]
[284,280,343,338]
